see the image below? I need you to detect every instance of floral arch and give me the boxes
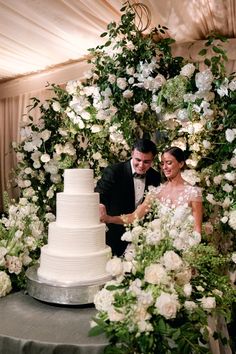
[0,4,235,349]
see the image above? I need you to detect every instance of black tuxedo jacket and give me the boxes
[95,160,161,256]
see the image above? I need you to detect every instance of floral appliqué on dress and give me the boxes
[149,182,202,209]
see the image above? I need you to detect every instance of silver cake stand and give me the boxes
[26,265,111,305]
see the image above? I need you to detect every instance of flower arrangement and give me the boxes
[0,196,45,296]
[91,199,236,353]
[12,3,236,247]
[0,0,234,310]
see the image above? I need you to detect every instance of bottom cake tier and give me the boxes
[37,246,112,285]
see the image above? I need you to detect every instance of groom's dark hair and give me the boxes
[133,139,157,157]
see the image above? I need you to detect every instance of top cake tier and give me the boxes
[64,168,94,194]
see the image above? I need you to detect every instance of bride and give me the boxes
[100,146,232,354]
[100,146,203,234]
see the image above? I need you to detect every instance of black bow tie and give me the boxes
[133,172,146,179]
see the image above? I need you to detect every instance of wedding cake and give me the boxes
[37,168,111,285]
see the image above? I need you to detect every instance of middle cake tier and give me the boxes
[47,222,106,254]
[56,192,100,226]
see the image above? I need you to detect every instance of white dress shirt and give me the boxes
[130,161,146,208]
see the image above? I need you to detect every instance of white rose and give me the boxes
[222,196,232,209]
[222,183,233,193]
[24,167,33,174]
[123,89,133,99]
[94,288,114,312]
[40,154,51,163]
[126,67,135,75]
[50,174,61,184]
[229,79,236,91]
[200,296,216,312]
[121,230,133,242]
[106,257,123,276]
[221,216,228,224]
[183,283,192,297]
[0,271,12,297]
[124,244,136,261]
[144,263,168,285]
[225,129,235,143]
[161,250,183,271]
[202,140,211,149]
[155,292,180,319]
[126,41,135,50]
[206,193,216,205]
[117,77,127,90]
[108,308,125,321]
[134,101,148,114]
[92,152,102,160]
[229,157,236,168]
[108,74,116,84]
[228,210,236,230]
[153,74,166,89]
[41,129,51,141]
[213,175,223,185]
[91,125,102,133]
[184,300,197,312]
[52,101,61,112]
[224,172,236,182]
[180,63,196,78]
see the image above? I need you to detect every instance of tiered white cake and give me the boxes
[37,168,111,285]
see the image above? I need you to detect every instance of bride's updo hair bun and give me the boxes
[162,146,187,169]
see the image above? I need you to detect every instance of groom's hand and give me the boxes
[99,203,107,223]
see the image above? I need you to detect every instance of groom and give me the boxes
[95,138,161,256]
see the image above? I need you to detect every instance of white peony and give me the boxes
[161,250,183,271]
[94,287,114,312]
[144,263,169,285]
[106,257,123,276]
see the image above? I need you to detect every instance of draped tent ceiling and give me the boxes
[0,0,236,85]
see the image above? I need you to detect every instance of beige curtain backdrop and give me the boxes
[0,0,236,212]
[0,60,90,212]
